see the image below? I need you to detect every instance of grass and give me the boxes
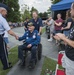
[41,57,57,75]
[0,46,18,75]
[42,27,45,34]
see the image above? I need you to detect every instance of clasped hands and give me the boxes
[14,35,32,48]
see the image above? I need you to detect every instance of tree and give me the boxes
[47,7,51,14]
[38,13,43,18]
[21,4,31,21]
[39,12,48,19]
[51,0,61,4]
[0,0,21,22]
[22,9,31,21]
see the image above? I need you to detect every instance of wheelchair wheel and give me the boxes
[37,43,42,60]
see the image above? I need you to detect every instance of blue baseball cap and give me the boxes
[0,3,9,11]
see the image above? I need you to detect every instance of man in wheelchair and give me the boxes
[17,22,40,69]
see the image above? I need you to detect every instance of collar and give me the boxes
[33,18,39,22]
[0,13,2,16]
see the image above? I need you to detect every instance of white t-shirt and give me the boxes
[4,31,8,37]
[49,19,54,29]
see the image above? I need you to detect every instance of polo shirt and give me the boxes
[30,18,43,31]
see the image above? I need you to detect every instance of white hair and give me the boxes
[0,7,7,12]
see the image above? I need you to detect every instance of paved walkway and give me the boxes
[7,27,59,75]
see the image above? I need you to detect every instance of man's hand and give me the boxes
[56,33,66,40]
[15,35,19,40]
[27,44,32,48]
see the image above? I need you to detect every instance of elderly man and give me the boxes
[56,3,74,75]
[0,3,18,70]
[18,22,40,69]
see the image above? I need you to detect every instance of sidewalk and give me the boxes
[7,27,58,75]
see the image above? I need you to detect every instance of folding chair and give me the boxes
[55,51,65,75]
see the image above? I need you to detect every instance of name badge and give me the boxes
[37,22,39,24]
[33,35,36,38]
[26,37,28,39]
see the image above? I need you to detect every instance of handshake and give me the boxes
[15,35,19,40]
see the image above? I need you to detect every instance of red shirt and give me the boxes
[55,18,63,30]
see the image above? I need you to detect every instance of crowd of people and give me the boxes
[8,22,24,29]
[0,3,43,70]
[0,2,74,75]
[45,10,74,43]
[45,3,74,75]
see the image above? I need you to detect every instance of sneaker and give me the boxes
[48,38,53,41]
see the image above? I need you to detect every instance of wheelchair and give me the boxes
[22,41,42,68]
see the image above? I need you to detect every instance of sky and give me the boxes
[19,0,52,13]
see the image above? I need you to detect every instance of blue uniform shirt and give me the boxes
[0,14,10,34]
[30,18,43,31]
[18,30,40,46]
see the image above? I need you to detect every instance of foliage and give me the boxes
[39,12,48,19]
[0,0,21,22]
[21,4,31,21]
[21,6,38,21]
[51,0,61,4]
[41,57,57,75]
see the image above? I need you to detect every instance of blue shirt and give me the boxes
[0,14,10,34]
[18,30,40,46]
[30,18,43,31]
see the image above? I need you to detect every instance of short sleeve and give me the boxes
[2,19,10,31]
[49,20,53,25]
[59,19,63,23]
[69,27,74,40]
[67,18,73,23]
[39,18,43,27]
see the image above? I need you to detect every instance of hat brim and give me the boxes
[0,3,9,11]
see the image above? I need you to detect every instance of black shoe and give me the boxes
[9,62,12,65]
[3,64,12,70]
[28,60,35,69]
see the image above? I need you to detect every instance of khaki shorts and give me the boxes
[50,28,54,34]
[62,54,74,75]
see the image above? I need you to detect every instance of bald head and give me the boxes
[0,7,7,17]
[0,7,6,12]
